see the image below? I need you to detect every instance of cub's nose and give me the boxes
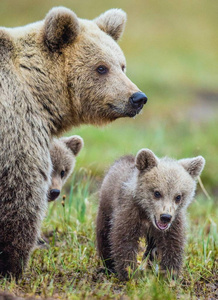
[49,189,60,201]
[129,92,148,109]
[160,214,172,224]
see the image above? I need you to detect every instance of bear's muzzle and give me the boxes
[129,92,147,113]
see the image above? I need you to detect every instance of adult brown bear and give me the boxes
[0,7,147,278]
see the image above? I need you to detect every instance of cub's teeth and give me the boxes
[157,221,168,230]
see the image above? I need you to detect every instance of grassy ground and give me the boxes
[0,172,217,299]
[0,0,218,299]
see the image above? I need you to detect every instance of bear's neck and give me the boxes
[14,40,80,136]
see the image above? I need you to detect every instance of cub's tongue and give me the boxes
[156,221,168,230]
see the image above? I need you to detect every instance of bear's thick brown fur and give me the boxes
[0,7,146,278]
[96,149,205,280]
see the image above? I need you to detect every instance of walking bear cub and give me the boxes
[48,135,84,202]
[96,149,205,281]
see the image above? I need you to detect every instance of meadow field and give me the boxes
[0,0,217,299]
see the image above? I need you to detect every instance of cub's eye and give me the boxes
[60,170,65,178]
[154,191,162,199]
[96,65,108,74]
[175,195,181,203]
[121,65,125,72]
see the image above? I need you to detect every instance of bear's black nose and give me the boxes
[129,92,147,109]
[49,189,60,201]
[160,214,172,224]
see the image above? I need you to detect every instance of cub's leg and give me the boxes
[96,197,114,272]
[153,214,186,277]
[143,232,157,262]
[110,207,141,281]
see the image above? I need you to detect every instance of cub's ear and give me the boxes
[135,149,158,171]
[61,135,84,156]
[44,7,80,52]
[94,9,127,41]
[179,156,205,179]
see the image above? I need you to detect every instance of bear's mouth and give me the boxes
[154,217,170,231]
[127,105,144,117]
[126,102,145,117]
[107,103,144,118]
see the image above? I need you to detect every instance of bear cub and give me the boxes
[96,148,205,281]
[48,135,84,202]
[37,135,84,248]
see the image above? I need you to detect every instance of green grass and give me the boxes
[73,116,218,191]
[0,172,217,299]
[0,0,218,298]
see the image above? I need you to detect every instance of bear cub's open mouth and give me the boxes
[155,217,171,231]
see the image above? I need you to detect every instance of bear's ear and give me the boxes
[179,156,205,179]
[44,7,80,52]
[135,149,158,171]
[61,135,84,156]
[94,9,127,41]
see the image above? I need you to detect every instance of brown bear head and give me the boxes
[43,7,148,126]
[134,149,205,231]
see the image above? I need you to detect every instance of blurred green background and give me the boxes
[1,0,218,193]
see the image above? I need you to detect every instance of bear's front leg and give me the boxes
[110,206,141,281]
[0,210,41,279]
[0,164,50,279]
[154,214,186,278]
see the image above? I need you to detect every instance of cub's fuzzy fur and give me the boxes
[48,135,83,202]
[37,135,83,248]
[96,149,205,280]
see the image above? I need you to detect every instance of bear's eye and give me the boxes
[154,191,162,199]
[121,65,125,72]
[175,195,181,203]
[96,65,108,75]
[60,170,65,178]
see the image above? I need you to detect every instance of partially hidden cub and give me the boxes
[96,148,205,280]
[37,135,83,248]
[48,135,84,202]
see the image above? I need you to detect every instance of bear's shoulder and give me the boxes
[0,29,14,60]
